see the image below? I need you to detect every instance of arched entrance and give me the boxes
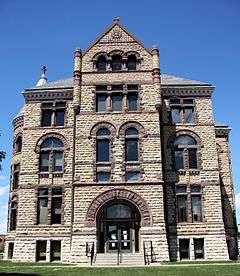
[97,200,141,253]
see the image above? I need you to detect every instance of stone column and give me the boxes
[73,48,82,114]
[151,45,161,108]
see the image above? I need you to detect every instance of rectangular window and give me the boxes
[10,201,17,231]
[176,195,187,222]
[12,164,20,189]
[53,152,63,172]
[40,152,50,172]
[50,241,61,262]
[126,139,138,162]
[55,109,65,126]
[191,195,202,222]
[96,172,111,182]
[183,107,194,123]
[179,239,190,260]
[41,102,66,127]
[188,149,198,169]
[96,94,107,112]
[171,108,181,124]
[126,171,140,182]
[194,238,204,259]
[41,109,52,127]
[37,188,48,224]
[127,93,138,111]
[112,93,123,111]
[36,240,47,261]
[8,243,14,259]
[97,140,109,162]
[51,188,62,224]
[174,149,184,170]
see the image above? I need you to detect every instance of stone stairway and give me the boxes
[93,253,145,266]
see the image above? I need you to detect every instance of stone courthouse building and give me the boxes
[5,18,239,264]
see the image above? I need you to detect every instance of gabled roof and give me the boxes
[83,17,152,55]
[25,74,211,91]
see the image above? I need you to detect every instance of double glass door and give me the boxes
[107,222,132,252]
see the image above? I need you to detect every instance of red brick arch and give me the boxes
[85,189,152,227]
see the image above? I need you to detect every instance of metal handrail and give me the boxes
[86,242,95,265]
[143,241,153,265]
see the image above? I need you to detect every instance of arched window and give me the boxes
[125,128,139,162]
[15,136,22,153]
[10,197,17,231]
[127,55,137,71]
[96,56,107,71]
[39,137,64,173]
[111,55,122,71]
[174,135,198,170]
[96,128,110,163]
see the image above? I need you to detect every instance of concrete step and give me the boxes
[94,253,144,266]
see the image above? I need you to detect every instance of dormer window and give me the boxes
[96,56,107,71]
[127,55,137,70]
[111,55,122,71]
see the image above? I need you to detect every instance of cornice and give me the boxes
[161,86,214,97]
[215,126,231,137]
[23,89,73,102]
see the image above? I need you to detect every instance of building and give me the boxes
[4,18,239,264]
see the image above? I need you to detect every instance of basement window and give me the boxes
[179,239,190,260]
[194,238,204,259]
[50,240,61,262]
[36,240,47,261]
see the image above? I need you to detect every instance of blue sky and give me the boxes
[0,0,239,233]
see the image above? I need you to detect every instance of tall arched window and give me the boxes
[127,55,137,71]
[125,128,139,162]
[10,197,17,231]
[15,136,22,153]
[174,135,198,170]
[39,137,64,172]
[111,55,122,71]
[96,56,107,71]
[96,128,110,163]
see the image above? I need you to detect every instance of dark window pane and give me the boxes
[10,208,17,231]
[36,241,47,261]
[112,94,123,111]
[112,85,123,91]
[41,138,64,149]
[126,171,140,182]
[96,94,107,112]
[97,172,111,182]
[38,198,48,224]
[96,85,107,91]
[55,110,65,126]
[111,55,122,71]
[179,239,190,260]
[50,241,61,261]
[184,107,194,123]
[97,128,110,136]
[96,56,107,71]
[191,195,202,222]
[41,110,52,126]
[15,136,22,153]
[191,185,201,193]
[194,238,204,259]
[52,187,62,196]
[183,99,194,104]
[40,152,50,172]
[38,188,48,196]
[127,85,138,90]
[177,195,187,222]
[127,56,137,70]
[127,93,138,111]
[97,140,109,162]
[174,135,196,146]
[13,172,19,189]
[174,149,184,170]
[171,108,181,124]
[42,103,54,108]
[126,139,138,162]
[188,149,198,169]
[51,197,62,224]
[176,185,187,194]
[53,152,63,172]
[170,98,180,105]
[55,102,66,108]
[107,204,131,219]
[8,243,14,259]
[126,128,138,136]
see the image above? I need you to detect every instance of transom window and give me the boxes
[170,98,195,124]
[41,102,66,127]
[39,137,64,173]
[174,135,198,170]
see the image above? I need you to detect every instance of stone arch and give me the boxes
[124,51,141,60]
[118,121,147,138]
[108,49,124,58]
[35,132,69,153]
[167,129,202,148]
[89,121,116,138]
[92,51,108,62]
[85,189,152,227]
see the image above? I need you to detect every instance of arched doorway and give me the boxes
[97,200,141,253]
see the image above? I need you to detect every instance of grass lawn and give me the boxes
[0,261,240,276]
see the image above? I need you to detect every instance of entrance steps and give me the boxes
[93,253,144,266]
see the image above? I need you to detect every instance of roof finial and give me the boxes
[113,16,120,23]
[36,65,48,87]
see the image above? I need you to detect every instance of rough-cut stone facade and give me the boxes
[4,18,238,264]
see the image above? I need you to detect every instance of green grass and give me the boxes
[0,261,240,276]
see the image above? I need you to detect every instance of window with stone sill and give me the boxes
[96,128,111,163]
[41,102,66,127]
[39,137,64,174]
[125,128,139,162]
[9,197,17,231]
[12,163,20,190]
[37,187,63,225]
[126,170,140,182]
[176,184,203,223]
[174,135,198,171]
[96,171,111,183]
[169,98,195,124]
